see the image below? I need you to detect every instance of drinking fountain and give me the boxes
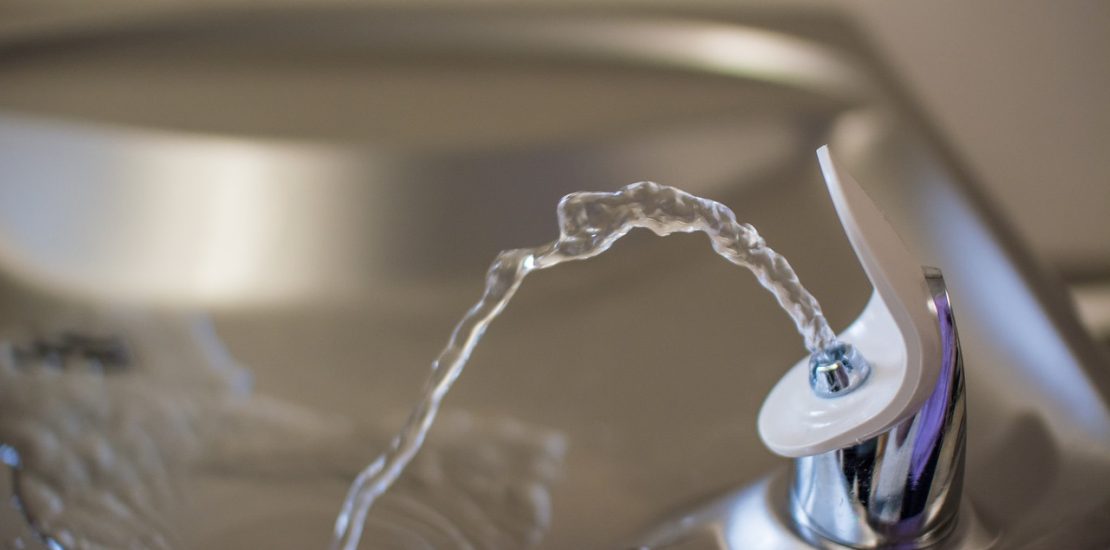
[640,148,979,549]
[0,5,1108,549]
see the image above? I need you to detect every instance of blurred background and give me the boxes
[2,0,1107,341]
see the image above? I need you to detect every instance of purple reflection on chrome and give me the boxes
[909,286,961,484]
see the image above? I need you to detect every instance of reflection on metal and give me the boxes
[0,111,809,308]
[0,12,869,309]
[808,341,871,398]
[791,269,965,548]
[0,120,372,307]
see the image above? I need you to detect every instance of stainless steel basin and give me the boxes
[0,6,1107,549]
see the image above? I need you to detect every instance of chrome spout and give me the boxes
[790,268,966,548]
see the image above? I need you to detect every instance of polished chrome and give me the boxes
[791,268,965,548]
[808,341,871,398]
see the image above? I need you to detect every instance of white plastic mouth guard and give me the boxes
[758,146,942,458]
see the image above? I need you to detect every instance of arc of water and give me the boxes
[332,181,837,550]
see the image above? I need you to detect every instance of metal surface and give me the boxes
[808,342,871,398]
[0,6,1106,549]
[0,12,863,308]
[792,269,965,548]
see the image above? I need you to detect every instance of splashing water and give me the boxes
[0,311,564,549]
[332,181,840,549]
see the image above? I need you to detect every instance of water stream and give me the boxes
[332,181,840,550]
[0,181,840,549]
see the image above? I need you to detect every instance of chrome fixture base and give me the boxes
[791,268,966,548]
[640,269,972,549]
[637,471,990,550]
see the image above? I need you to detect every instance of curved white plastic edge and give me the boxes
[758,146,941,458]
